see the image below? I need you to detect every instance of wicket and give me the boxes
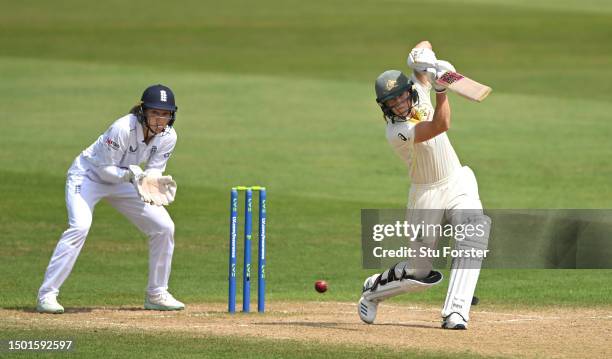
[228,186,266,313]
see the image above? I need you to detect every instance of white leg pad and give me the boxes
[442,214,491,321]
[363,268,443,303]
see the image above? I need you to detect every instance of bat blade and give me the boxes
[436,71,492,102]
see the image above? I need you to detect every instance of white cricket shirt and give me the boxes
[68,114,177,184]
[385,75,461,184]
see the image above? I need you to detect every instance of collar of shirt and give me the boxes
[136,117,146,144]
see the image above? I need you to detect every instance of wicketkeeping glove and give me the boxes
[140,175,177,206]
[128,165,150,203]
[128,165,177,206]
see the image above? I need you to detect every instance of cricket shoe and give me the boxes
[358,296,378,324]
[144,292,185,311]
[36,296,64,314]
[358,273,382,324]
[442,312,468,330]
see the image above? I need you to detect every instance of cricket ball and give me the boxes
[314,280,328,293]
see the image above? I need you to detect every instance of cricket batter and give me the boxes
[36,84,184,313]
[358,41,491,329]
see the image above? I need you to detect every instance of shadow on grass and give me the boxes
[252,321,361,331]
[252,321,437,331]
[375,322,439,330]
[1,306,151,313]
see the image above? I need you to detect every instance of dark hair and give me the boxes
[129,103,142,116]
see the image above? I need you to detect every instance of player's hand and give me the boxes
[140,175,177,206]
[128,165,152,203]
[407,48,438,73]
[428,60,457,93]
[128,165,145,182]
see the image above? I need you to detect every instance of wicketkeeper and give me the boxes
[37,84,184,313]
[358,41,490,329]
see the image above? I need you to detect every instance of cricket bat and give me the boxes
[436,71,492,102]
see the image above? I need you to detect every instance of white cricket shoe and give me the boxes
[358,273,381,324]
[358,296,378,324]
[144,291,185,311]
[36,296,64,314]
[442,312,468,330]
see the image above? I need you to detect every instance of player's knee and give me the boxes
[393,260,432,280]
[412,265,433,280]
[456,213,491,251]
[158,218,174,237]
[62,223,91,246]
[73,223,91,234]
[151,217,174,239]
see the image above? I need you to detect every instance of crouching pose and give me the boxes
[358,41,490,329]
[37,84,183,313]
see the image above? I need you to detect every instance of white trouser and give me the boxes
[38,174,175,301]
[407,166,484,321]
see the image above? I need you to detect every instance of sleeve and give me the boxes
[386,121,417,159]
[96,166,130,184]
[410,73,432,92]
[145,130,177,175]
[387,122,416,149]
[82,121,131,183]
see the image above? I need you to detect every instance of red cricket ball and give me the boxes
[314,280,328,293]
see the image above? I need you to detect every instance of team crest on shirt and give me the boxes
[385,79,397,91]
[150,146,158,156]
[409,104,430,124]
[104,137,120,150]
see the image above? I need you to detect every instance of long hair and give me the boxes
[129,103,143,118]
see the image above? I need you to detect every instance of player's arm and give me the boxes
[145,130,177,175]
[83,124,133,183]
[414,92,451,143]
[408,40,437,84]
[97,165,130,183]
[407,40,458,94]
[83,121,152,184]
[413,40,432,50]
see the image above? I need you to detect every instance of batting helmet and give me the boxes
[140,84,178,127]
[375,70,419,123]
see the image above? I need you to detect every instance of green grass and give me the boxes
[0,328,490,359]
[1,0,611,354]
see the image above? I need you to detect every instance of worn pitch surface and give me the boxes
[3,302,611,358]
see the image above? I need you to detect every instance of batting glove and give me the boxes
[428,60,457,93]
[407,47,438,73]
